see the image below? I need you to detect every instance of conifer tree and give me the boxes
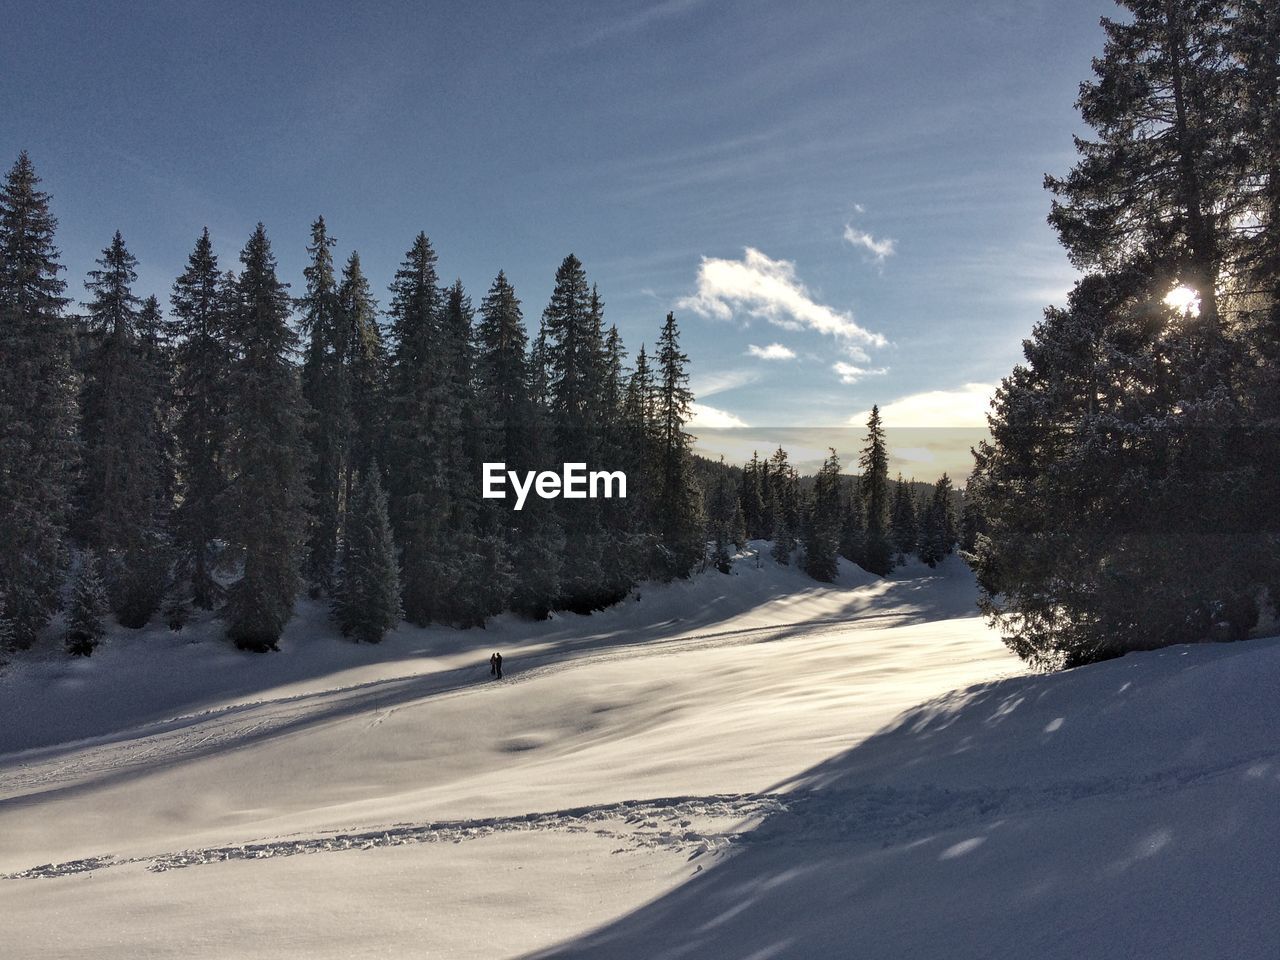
[66,549,108,657]
[340,252,386,491]
[221,224,308,651]
[889,475,919,561]
[622,343,658,550]
[958,483,986,555]
[509,324,564,618]
[474,270,533,614]
[918,473,956,567]
[541,255,607,606]
[299,217,346,597]
[79,232,170,627]
[384,233,454,624]
[858,405,892,575]
[168,229,231,608]
[740,451,766,540]
[654,312,705,579]
[0,153,77,647]
[975,2,1268,667]
[768,448,798,565]
[803,449,842,582]
[440,278,489,625]
[334,463,401,644]
[839,481,866,567]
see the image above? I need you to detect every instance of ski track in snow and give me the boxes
[0,611,926,796]
[2,793,787,879]
[6,745,1274,882]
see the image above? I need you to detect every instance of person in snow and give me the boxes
[494,651,503,679]
[489,652,497,676]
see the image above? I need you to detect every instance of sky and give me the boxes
[1,0,1112,470]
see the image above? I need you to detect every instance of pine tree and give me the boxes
[334,463,401,643]
[299,217,346,597]
[708,456,739,574]
[439,278,488,625]
[79,231,170,627]
[889,475,919,561]
[767,448,797,565]
[340,252,386,491]
[958,482,986,555]
[168,228,231,608]
[622,343,658,557]
[858,405,892,575]
[221,224,308,651]
[839,480,866,566]
[541,255,608,607]
[975,2,1268,667]
[918,473,956,567]
[803,448,842,582]
[654,312,705,579]
[384,233,455,624]
[473,270,532,615]
[740,451,766,540]
[66,549,108,657]
[0,153,77,647]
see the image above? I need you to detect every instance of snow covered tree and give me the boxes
[168,229,231,608]
[0,152,78,648]
[221,224,309,652]
[79,232,171,627]
[803,449,842,582]
[858,406,892,575]
[334,463,401,643]
[66,549,108,657]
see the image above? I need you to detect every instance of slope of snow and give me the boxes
[2,547,1276,959]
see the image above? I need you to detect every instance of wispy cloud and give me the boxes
[832,362,888,384]
[689,402,749,429]
[677,247,887,360]
[747,342,796,361]
[691,369,759,398]
[843,223,896,262]
[849,382,995,428]
[573,0,706,48]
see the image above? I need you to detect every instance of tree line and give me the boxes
[968,0,1280,668]
[0,155,705,654]
[702,407,966,581]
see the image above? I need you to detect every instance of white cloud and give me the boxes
[747,342,796,361]
[848,382,996,428]
[689,402,749,429]
[690,369,759,398]
[677,247,887,359]
[843,224,896,262]
[833,362,889,384]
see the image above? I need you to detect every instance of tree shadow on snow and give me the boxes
[525,637,1280,960]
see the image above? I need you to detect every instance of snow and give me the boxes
[2,546,1277,959]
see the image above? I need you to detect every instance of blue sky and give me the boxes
[2,0,1107,436]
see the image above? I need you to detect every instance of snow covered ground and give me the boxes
[2,547,1277,959]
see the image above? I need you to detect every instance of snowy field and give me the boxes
[2,547,1278,959]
